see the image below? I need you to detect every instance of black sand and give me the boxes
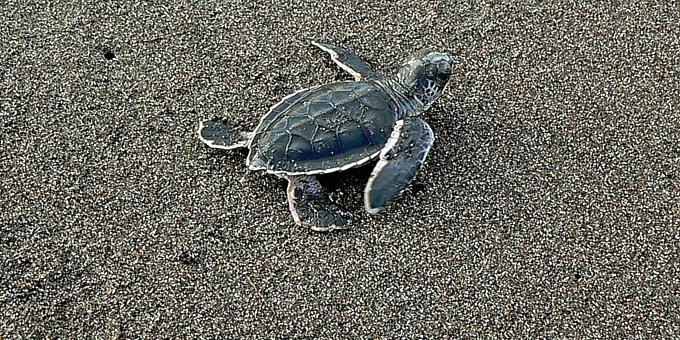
[1,1,679,337]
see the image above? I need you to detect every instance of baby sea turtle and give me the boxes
[199,42,452,231]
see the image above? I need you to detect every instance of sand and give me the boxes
[1,1,678,337]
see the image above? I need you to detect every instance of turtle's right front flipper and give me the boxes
[198,117,253,149]
[312,41,379,81]
[286,175,349,232]
[364,117,434,214]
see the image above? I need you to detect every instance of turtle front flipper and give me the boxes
[198,118,253,149]
[364,117,434,214]
[312,41,379,81]
[286,175,349,232]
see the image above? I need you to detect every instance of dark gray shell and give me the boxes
[247,81,398,174]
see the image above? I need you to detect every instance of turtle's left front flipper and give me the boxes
[364,117,434,214]
[312,41,379,81]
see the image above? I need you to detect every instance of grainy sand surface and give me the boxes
[1,1,679,338]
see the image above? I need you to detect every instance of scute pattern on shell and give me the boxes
[248,81,399,174]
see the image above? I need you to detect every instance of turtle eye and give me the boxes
[293,187,304,199]
[425,65,438,79]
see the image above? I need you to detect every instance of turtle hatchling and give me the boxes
[198,42,452,231]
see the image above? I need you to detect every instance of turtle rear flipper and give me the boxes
[287,175,349,232]
[364,117,434,214]
[198,118,253,149]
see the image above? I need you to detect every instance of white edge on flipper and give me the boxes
[363,119,404,214]
[197,120,250,150]
[287,189,302,225]
[363,119,434,214]
[311,41,363,81]
[311,224,345,232]
[246,86,319,168]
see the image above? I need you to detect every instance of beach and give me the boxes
[1,1,678,337]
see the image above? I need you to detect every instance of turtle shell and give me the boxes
[247,81,399,174]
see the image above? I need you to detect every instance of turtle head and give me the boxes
[395,49,453,108]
